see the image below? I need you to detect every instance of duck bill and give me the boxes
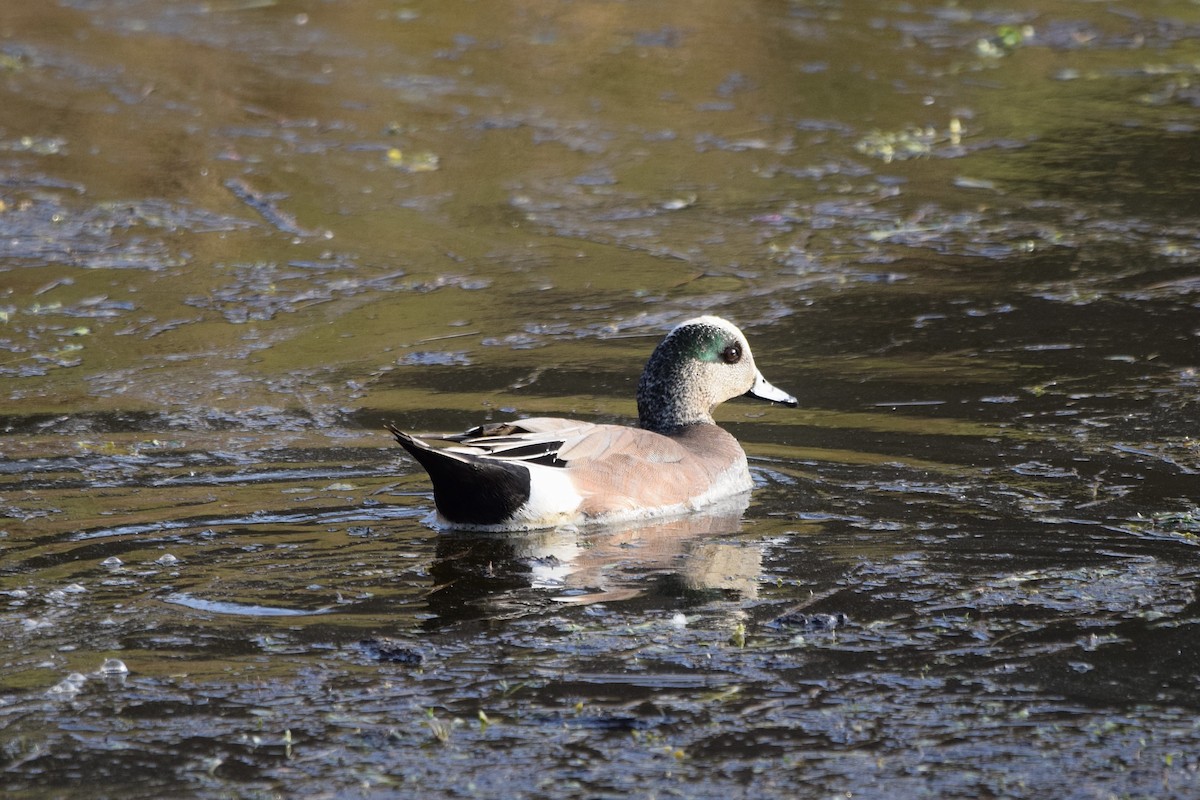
[746,371,798,407]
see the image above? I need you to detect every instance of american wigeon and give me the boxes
[388,315,796,530]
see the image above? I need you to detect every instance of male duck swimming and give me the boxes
[388,315,796,530]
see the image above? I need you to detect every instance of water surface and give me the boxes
[1,1,1198,798]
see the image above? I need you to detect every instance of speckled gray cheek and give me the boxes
[636,324,730,433]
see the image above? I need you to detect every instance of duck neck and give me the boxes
[637,365,713,434]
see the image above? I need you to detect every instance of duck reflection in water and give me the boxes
[423,495,762,627]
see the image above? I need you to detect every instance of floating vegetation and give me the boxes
[854,118,963,163]
[976,24,1035,58]
[387,148,440,172]
[0,135,68,155]
[1155,509,1200,533]
[1129,508,1200,542]
[426,714,455,744]
[0,51,27,72]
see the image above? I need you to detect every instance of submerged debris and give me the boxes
[224,178,316,237]
[360,637,426,665]
[769,611,850,631]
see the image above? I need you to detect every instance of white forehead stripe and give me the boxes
[672,315,742,337]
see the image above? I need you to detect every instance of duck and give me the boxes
[387,315,796,530]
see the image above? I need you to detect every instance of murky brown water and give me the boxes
[2,1,1199,797]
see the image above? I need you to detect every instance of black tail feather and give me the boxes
[386,424,531,526]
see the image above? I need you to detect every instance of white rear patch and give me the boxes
[511,463,585,527]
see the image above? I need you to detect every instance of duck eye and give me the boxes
[721,344,742,364]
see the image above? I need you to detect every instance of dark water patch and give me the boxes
[1,443,398,493]
[1005,125,1200,220]
[1,407,394,438]
[59,499,422,543]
